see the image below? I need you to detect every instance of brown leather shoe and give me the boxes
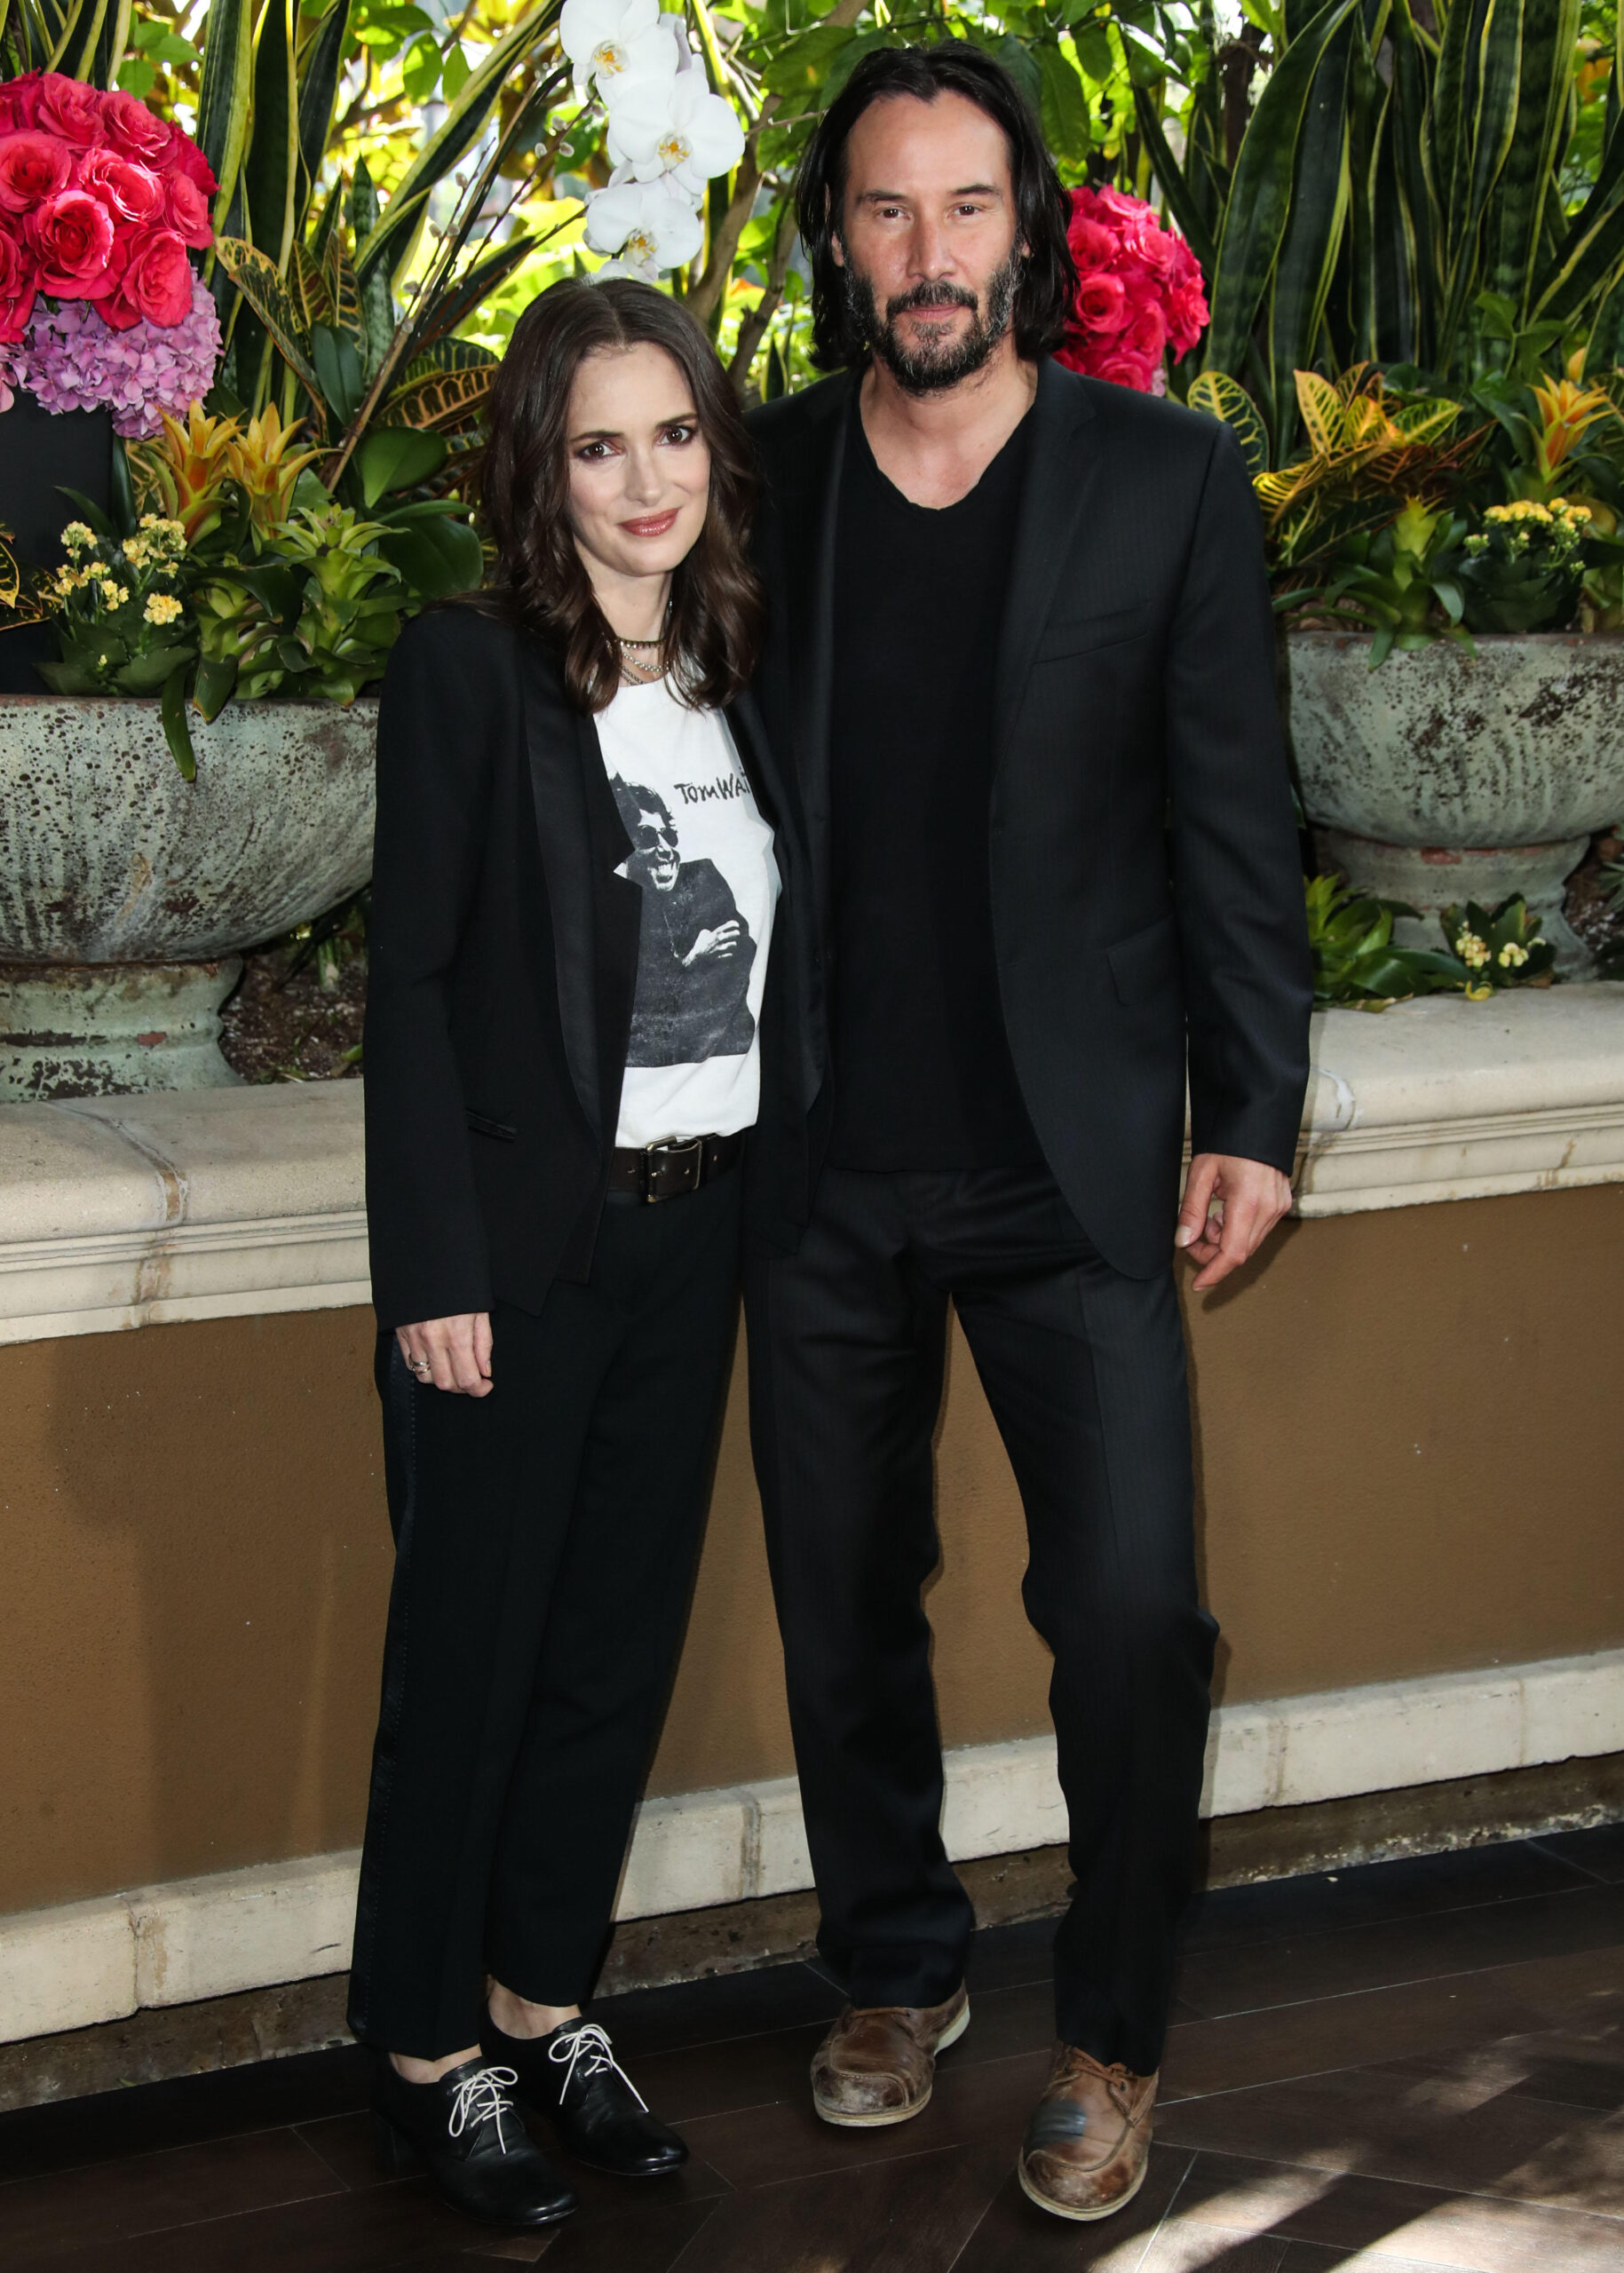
[809,1984,970,2127]
[1018,2044,1158,2221]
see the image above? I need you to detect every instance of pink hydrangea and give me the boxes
[6,273,220,436]
[1056,184,1209,393]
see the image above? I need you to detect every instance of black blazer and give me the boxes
[744,358,1314,1281]
[362,606,785,1330]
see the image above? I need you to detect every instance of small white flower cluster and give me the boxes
[559,0,745,279]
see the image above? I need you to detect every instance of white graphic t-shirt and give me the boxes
[594,677,779,1149]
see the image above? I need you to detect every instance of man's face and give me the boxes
[630,808,679,891]
[834,91,1023,393]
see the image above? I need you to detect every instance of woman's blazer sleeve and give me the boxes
[363,610,496,1329]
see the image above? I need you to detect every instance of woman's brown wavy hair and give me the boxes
[474,277,764,715]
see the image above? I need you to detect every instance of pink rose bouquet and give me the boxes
[0,70,219,435]
[1055,184,1208,394]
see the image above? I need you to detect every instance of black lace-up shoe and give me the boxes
[372,2055,578,2228]
[483,2012,689,2177]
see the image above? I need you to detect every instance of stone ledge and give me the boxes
[4,1645,1620,2047]
[0,987,1619,1342]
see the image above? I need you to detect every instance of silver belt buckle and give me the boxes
[644,1135,704,1202]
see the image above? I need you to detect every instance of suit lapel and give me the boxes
[992,358,1101,767]
[784,374,853,928]
[519,638,637,1147]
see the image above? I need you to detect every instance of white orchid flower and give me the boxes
[583,176,705,277]
[559,0,677,105]
[604,69,746,198]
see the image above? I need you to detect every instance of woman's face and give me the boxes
[565,341,711,589]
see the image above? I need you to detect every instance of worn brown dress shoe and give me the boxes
[1018,2044,1158,2221]
[810,1984,970,2126]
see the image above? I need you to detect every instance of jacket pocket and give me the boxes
[1032,603,1153,664]
[464,1108,519,1142]
[1106,913,1180,1007]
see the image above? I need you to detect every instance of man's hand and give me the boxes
[1176,1154,1293,1292]
[684,921,741,966]
[396,1312,494,1396]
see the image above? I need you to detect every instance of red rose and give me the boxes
[28,186,114,293]
[1073,269,1128,337]
[168,131,218,198]
[0,221,36,344]
[1066,203,1116,267]
[105,226,194,326]
[100,89,174,169]
[0,130,72,214]
[1124,303,1168,361]
[0,73,44,134]
[77,147,166,228]
[1095,348,1157,392]
[165,170,212,249]
[36,71,106,147]
[1132,227,1176,281]
[1166,279,1209,357]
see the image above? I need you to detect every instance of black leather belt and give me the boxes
[608,1129,744,1202]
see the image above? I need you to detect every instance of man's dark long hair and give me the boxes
[475,277,764,715]
[796,43,1076,371]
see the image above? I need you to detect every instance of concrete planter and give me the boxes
[1286,630,1624,970]
[0,695,376,1097]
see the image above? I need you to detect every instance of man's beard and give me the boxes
[843,249,1021,393]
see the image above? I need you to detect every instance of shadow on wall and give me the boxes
[0,1310,395,1914]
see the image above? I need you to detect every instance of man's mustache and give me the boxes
[885,281,978,320]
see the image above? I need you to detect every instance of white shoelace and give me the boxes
[548,2022,648,2111]
[447,2063,519,2153]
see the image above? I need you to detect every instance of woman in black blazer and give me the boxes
[349,279,783,2233]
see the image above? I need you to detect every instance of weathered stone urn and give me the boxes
[0,696,376,1097]
[1286,630,1624,970]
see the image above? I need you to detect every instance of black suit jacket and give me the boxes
[744,357,1313,1280]
[362,606,784,1329]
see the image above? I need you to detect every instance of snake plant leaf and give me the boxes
[296,0,351,238]
[213,236,328,415]
[353,1,563,291]
[1187,372,1270,474]
[1205,0,1362,377]
[1432,0,1525,376]
[1484,0,1580,320]
[1264,5,1357,454]
[196,0,255,232]
[1132,84,1216,278]
[245,0,297,278]
[349,158,397,381]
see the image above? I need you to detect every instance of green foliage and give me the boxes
[1306,875,1557,1005]
[1304,875,1465,1006]
[1456,495,1603,630]
[1156,0,1624,460]
[1315,498,1471,666]
[1439,893,1557,992]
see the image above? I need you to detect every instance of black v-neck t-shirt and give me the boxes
[826,404,1042,1169]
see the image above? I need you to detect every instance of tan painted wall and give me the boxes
[2,1183,1620,1916]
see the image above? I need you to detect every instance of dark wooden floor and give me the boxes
[4,1825,1624,2270]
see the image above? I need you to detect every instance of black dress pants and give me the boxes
[348,1170,741,2059]
[744,1165,1216,2075]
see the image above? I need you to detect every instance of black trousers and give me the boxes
[348,1170,741,2059]
[744,1165,1216,2074]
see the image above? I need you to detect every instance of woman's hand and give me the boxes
[397,1313,494,1396]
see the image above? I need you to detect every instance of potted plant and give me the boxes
[1154,0,1624,969]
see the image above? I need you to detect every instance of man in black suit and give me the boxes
[741,44,1312,2223]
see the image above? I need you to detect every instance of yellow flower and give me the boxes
[100,582,129,609]
[61,521,94,552]
[122,536,152,566]
[1498,940,1528,969]
[143,592,184,627]
[1457,931,1490,969]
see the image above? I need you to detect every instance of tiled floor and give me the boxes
[4,1825,1623,2269]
